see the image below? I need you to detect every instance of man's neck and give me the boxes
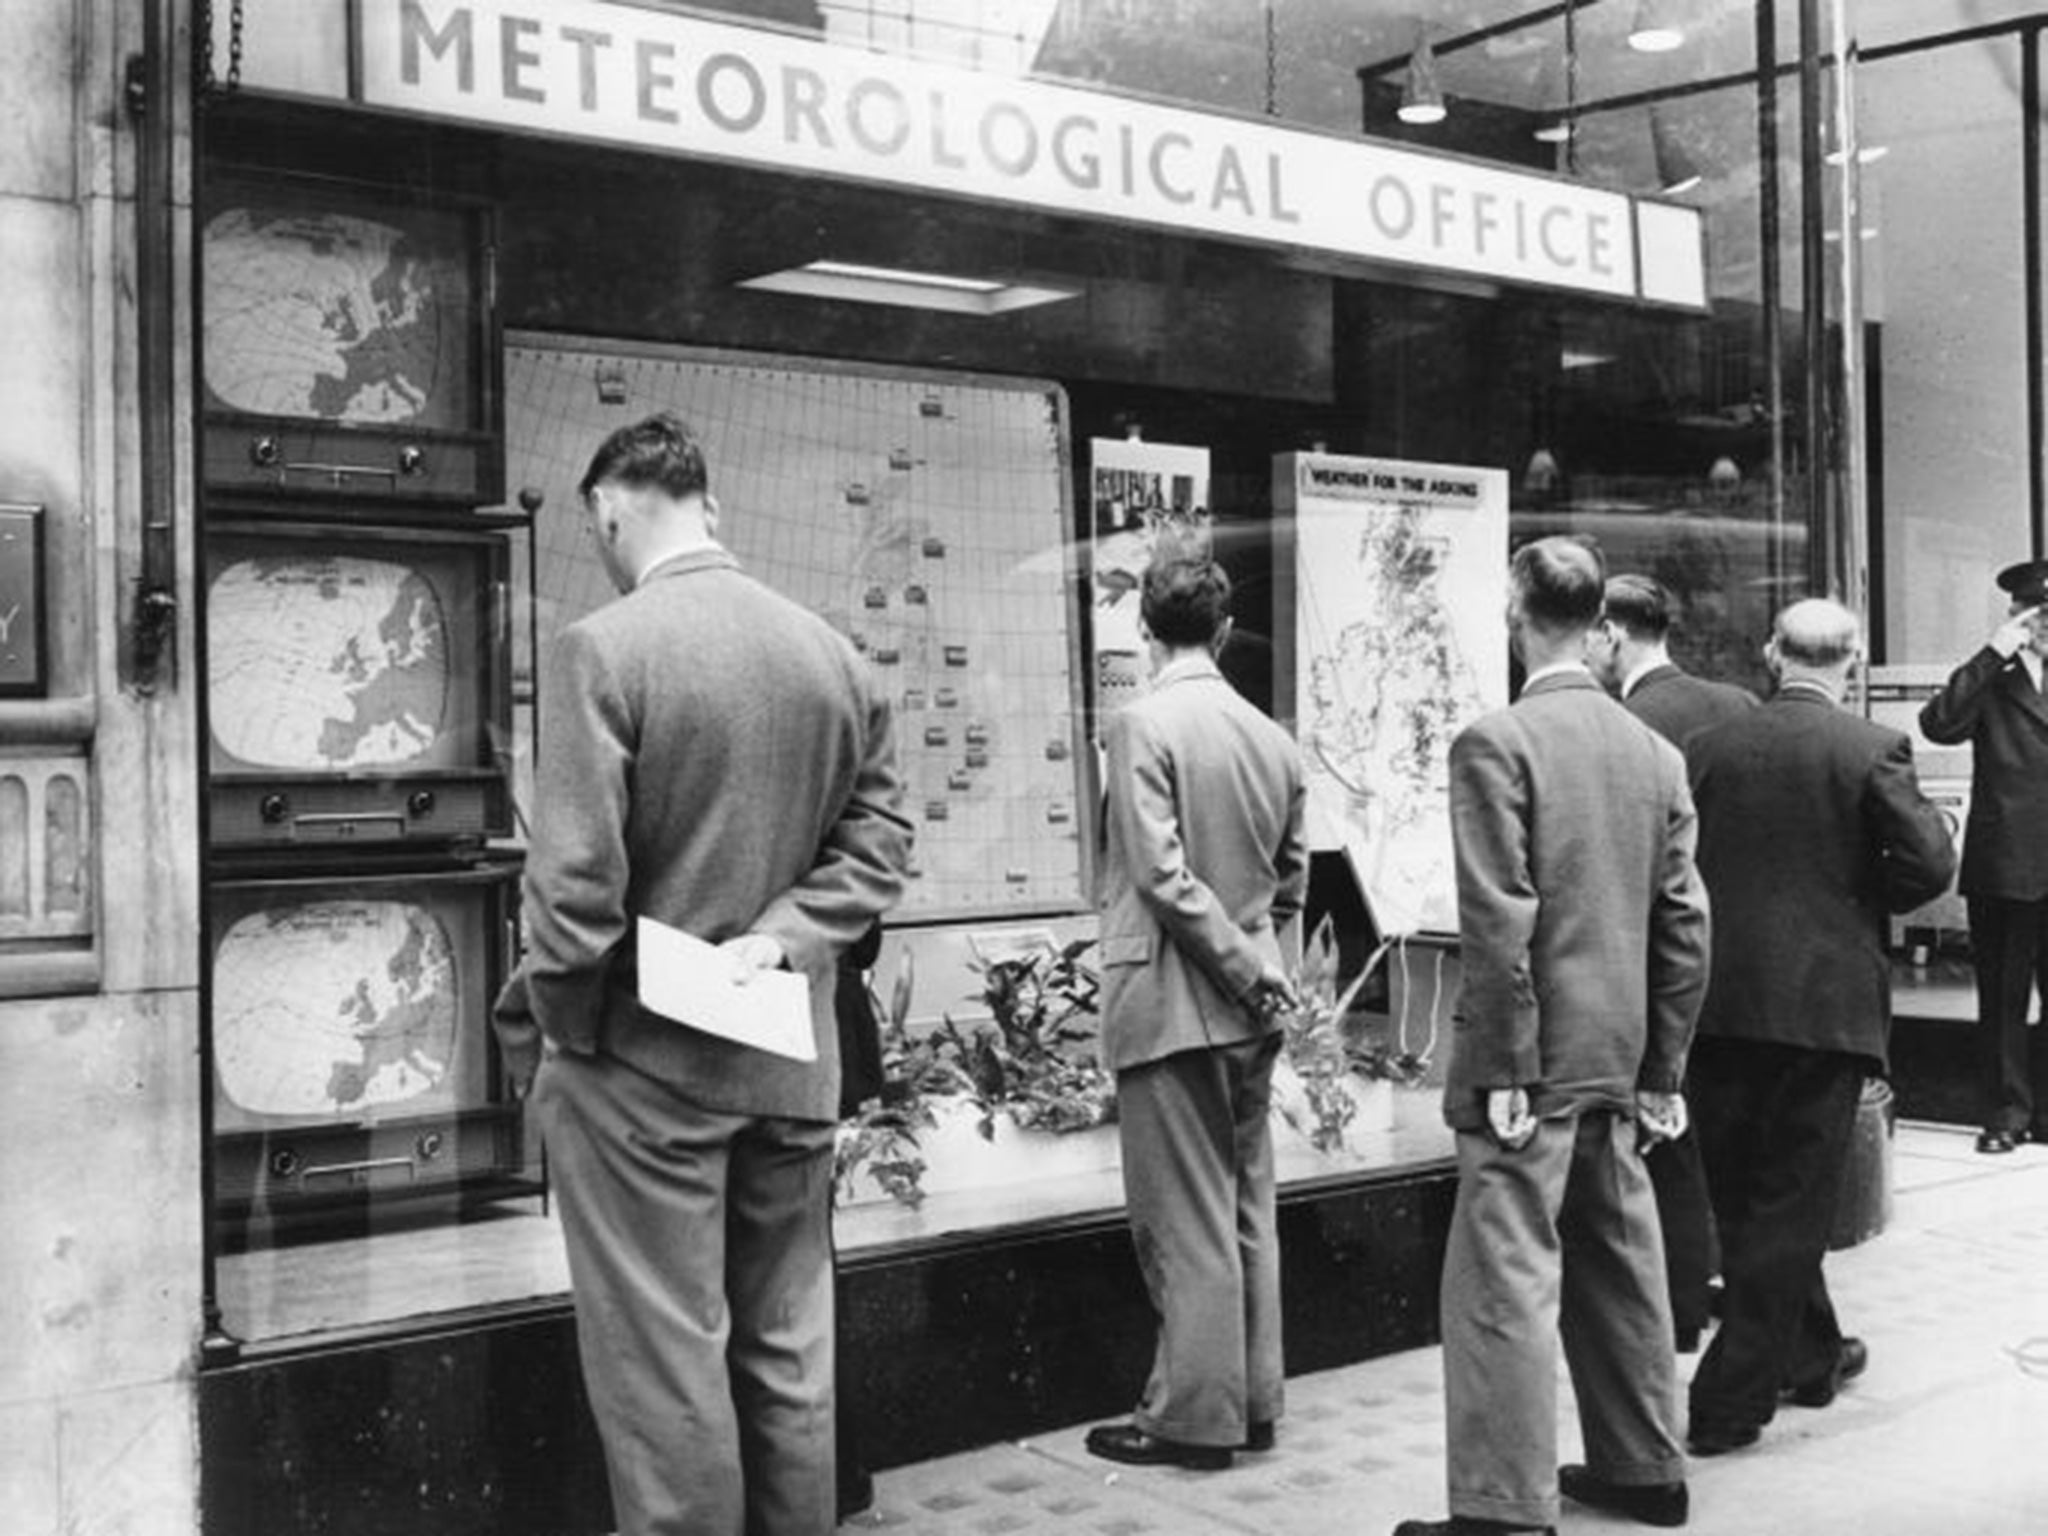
[1621,644,1673,699]
[1151,645,1217,679]
[1777,667,1845,704]
[633,529,721,587]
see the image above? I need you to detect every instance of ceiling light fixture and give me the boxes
[1627,0,1685,53]
[1398,26,1447,125]
[738,260,1079,316]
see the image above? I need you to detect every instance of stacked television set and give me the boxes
[199,166,538,1243]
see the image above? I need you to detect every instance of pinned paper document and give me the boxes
[636,916,816,1062]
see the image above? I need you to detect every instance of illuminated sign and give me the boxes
[353,0,1707,308]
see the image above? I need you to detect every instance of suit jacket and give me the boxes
[500,545,913,1123]
[1690,687,1956,1069]
[1097,656,1308,1073]
[1624,663,1757,753]
[1445,671,1710,1132]
[1919,647,2048,899]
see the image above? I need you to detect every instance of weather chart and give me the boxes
[503,337,1089,919]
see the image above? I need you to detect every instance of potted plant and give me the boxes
[1272,917,1429,1153]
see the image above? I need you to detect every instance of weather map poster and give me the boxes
[503,337,1088,920]
[1088,438,1211,723]
[1278,453,1509,937]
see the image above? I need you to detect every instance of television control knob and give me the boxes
[270,1148,302,1179]
[398,445,426,476]
[416,1131,444,1162]
[407,789,436,818]
[259,793,290,824]
[249,436,280,468]
[517,486,546,514]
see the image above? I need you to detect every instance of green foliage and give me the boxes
[1282,917,1429,1154]
[942,938,1117,1138]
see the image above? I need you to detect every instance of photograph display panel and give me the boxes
[505,337,1087,918]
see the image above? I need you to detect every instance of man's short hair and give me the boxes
[578,412,710,504]
[1512,537,1606,636]
[1773,598,1861,666]
[1141,557,1232,648]
[1602,574,1674,641]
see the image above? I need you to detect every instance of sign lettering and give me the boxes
[358,0,1704,307]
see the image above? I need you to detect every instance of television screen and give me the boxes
[203,520,513,849]
[209,867,503,1136]
[202,178,477,434]
[200,169,500,505]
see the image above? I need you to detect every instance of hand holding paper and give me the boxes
[636,916,816,1062]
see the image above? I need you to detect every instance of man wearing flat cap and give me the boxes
[1920,559,2048,1154]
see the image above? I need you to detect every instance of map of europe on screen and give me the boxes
[504,339,1085,919]
[201,201,471,429]
[208,554,452,771]
[214,900,459,1121]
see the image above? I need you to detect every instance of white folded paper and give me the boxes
[635,915,817,1062]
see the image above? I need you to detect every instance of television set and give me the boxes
[204,517,513,846]
[200,167,501,507]
[208,857,534,1226]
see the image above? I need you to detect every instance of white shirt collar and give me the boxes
[2020,649,2043,690]
[1621,648,1673,700]
[1524,660,1592,688]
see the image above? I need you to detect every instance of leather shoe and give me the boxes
[1559,1465,1688,1528]
[1084,1423,1231,1471]
[1241,1419,1276,1452]
[1391,1519,1554,1536]
[1784,1337,1868,1407]
[1977,1127,2021,1154]
[1686,1420,1760,1457]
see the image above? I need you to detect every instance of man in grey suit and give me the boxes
[1589,574,1757,1353]
[1684,600,1954,1455]
[1086,555,1307,1473]
[1397,539,1710,1536]
[497,414,913,1536]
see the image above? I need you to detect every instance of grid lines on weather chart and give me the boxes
[504,341,1084,917]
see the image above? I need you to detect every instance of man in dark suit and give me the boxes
[1589,575,1757,1353]
[1086,555,1307,1473]
[1397,539,1710,1536]
[1920,560,2048,1154]
[498,414,913,1536]
[1684,599,1954,1457]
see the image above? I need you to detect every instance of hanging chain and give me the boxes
[196,0,244,104]
[1263,0,1278,117]
[226,0,245,94]
[195,0,213,96]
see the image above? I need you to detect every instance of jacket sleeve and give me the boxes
[515,623,636,1053]
[1447,721,1542,1087]
[1272,759,1310,971]
[1641,767,1711,1092]
[1919,647,2006,744]
[1867,734,1961,912]
[750,672,915,976]
[1105,707,1269,999]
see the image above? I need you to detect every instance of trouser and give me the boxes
[1968,894,2048,1135]
[1441,1112,1683,1530]
[535,1049,837,1536]
[1115,1032,1285,1447]
[1645,1124,1720,1342]
[1687,1037,1862,1433]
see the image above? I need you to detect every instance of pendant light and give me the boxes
[1398,25,1447,125]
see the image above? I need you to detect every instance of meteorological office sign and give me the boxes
[354,0,1707,310]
